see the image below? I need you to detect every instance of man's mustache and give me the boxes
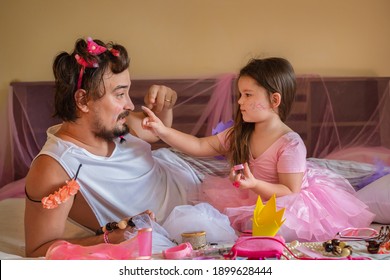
[117,110,130,120]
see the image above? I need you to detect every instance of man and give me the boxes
[24,37,200,257]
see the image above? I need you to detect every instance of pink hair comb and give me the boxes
[110,48,120,57]
[74,54,97,68]
[75,37,108,89]
[75,54,98,89]
[86,37,119,57]
[86,37,107,55]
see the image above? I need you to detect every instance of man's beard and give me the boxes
[93,111,130,141]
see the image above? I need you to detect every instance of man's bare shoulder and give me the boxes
[25,155,70,201]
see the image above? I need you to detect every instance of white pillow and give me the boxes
[355,174,390,224]
[0,198,93,258]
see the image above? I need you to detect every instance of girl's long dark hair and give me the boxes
[226,57,296,166]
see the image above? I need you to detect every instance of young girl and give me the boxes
[142,57,375,242]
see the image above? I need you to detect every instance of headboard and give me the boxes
[2,75,390,188]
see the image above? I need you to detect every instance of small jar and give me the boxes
[181,231,207,249]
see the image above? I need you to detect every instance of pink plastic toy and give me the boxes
[232,164,245,188]
[225,235,285,260]
[163,242,193,259]
[233,164,244,171]
[45,227,152,260]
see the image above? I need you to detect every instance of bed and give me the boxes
[1,75,390,260]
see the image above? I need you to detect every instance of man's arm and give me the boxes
[24,155,130,257]
[128,85,176,143]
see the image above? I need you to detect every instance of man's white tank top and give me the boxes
[36,125,200,225]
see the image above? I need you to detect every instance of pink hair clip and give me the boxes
[87,37,107,55]
[74,54,97,68]
[75,37,108,89]
[75,54,98,89]
[119,135,126,143]
[110,48,120,57]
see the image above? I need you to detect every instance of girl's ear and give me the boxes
[74,89,89,112]
[271,92,281,108]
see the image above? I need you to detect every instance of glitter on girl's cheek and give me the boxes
[250,102,268,111]
[256,103,268,110]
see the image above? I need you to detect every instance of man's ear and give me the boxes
[271,92,281,108]
[74,89,89,112]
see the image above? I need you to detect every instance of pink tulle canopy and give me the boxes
[1,75,390,191]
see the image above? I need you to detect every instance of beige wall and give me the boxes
[1,0,389,102]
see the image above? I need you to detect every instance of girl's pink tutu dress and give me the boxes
[198,131,375,242]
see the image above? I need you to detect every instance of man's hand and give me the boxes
[144,85,177,113]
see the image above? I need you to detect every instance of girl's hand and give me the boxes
[141,106,166,136]
[229,164,244,183]
[231,162,257,189]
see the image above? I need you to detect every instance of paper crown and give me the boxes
[252,194,285,236]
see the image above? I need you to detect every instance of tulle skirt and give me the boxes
[194,161,376,242]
